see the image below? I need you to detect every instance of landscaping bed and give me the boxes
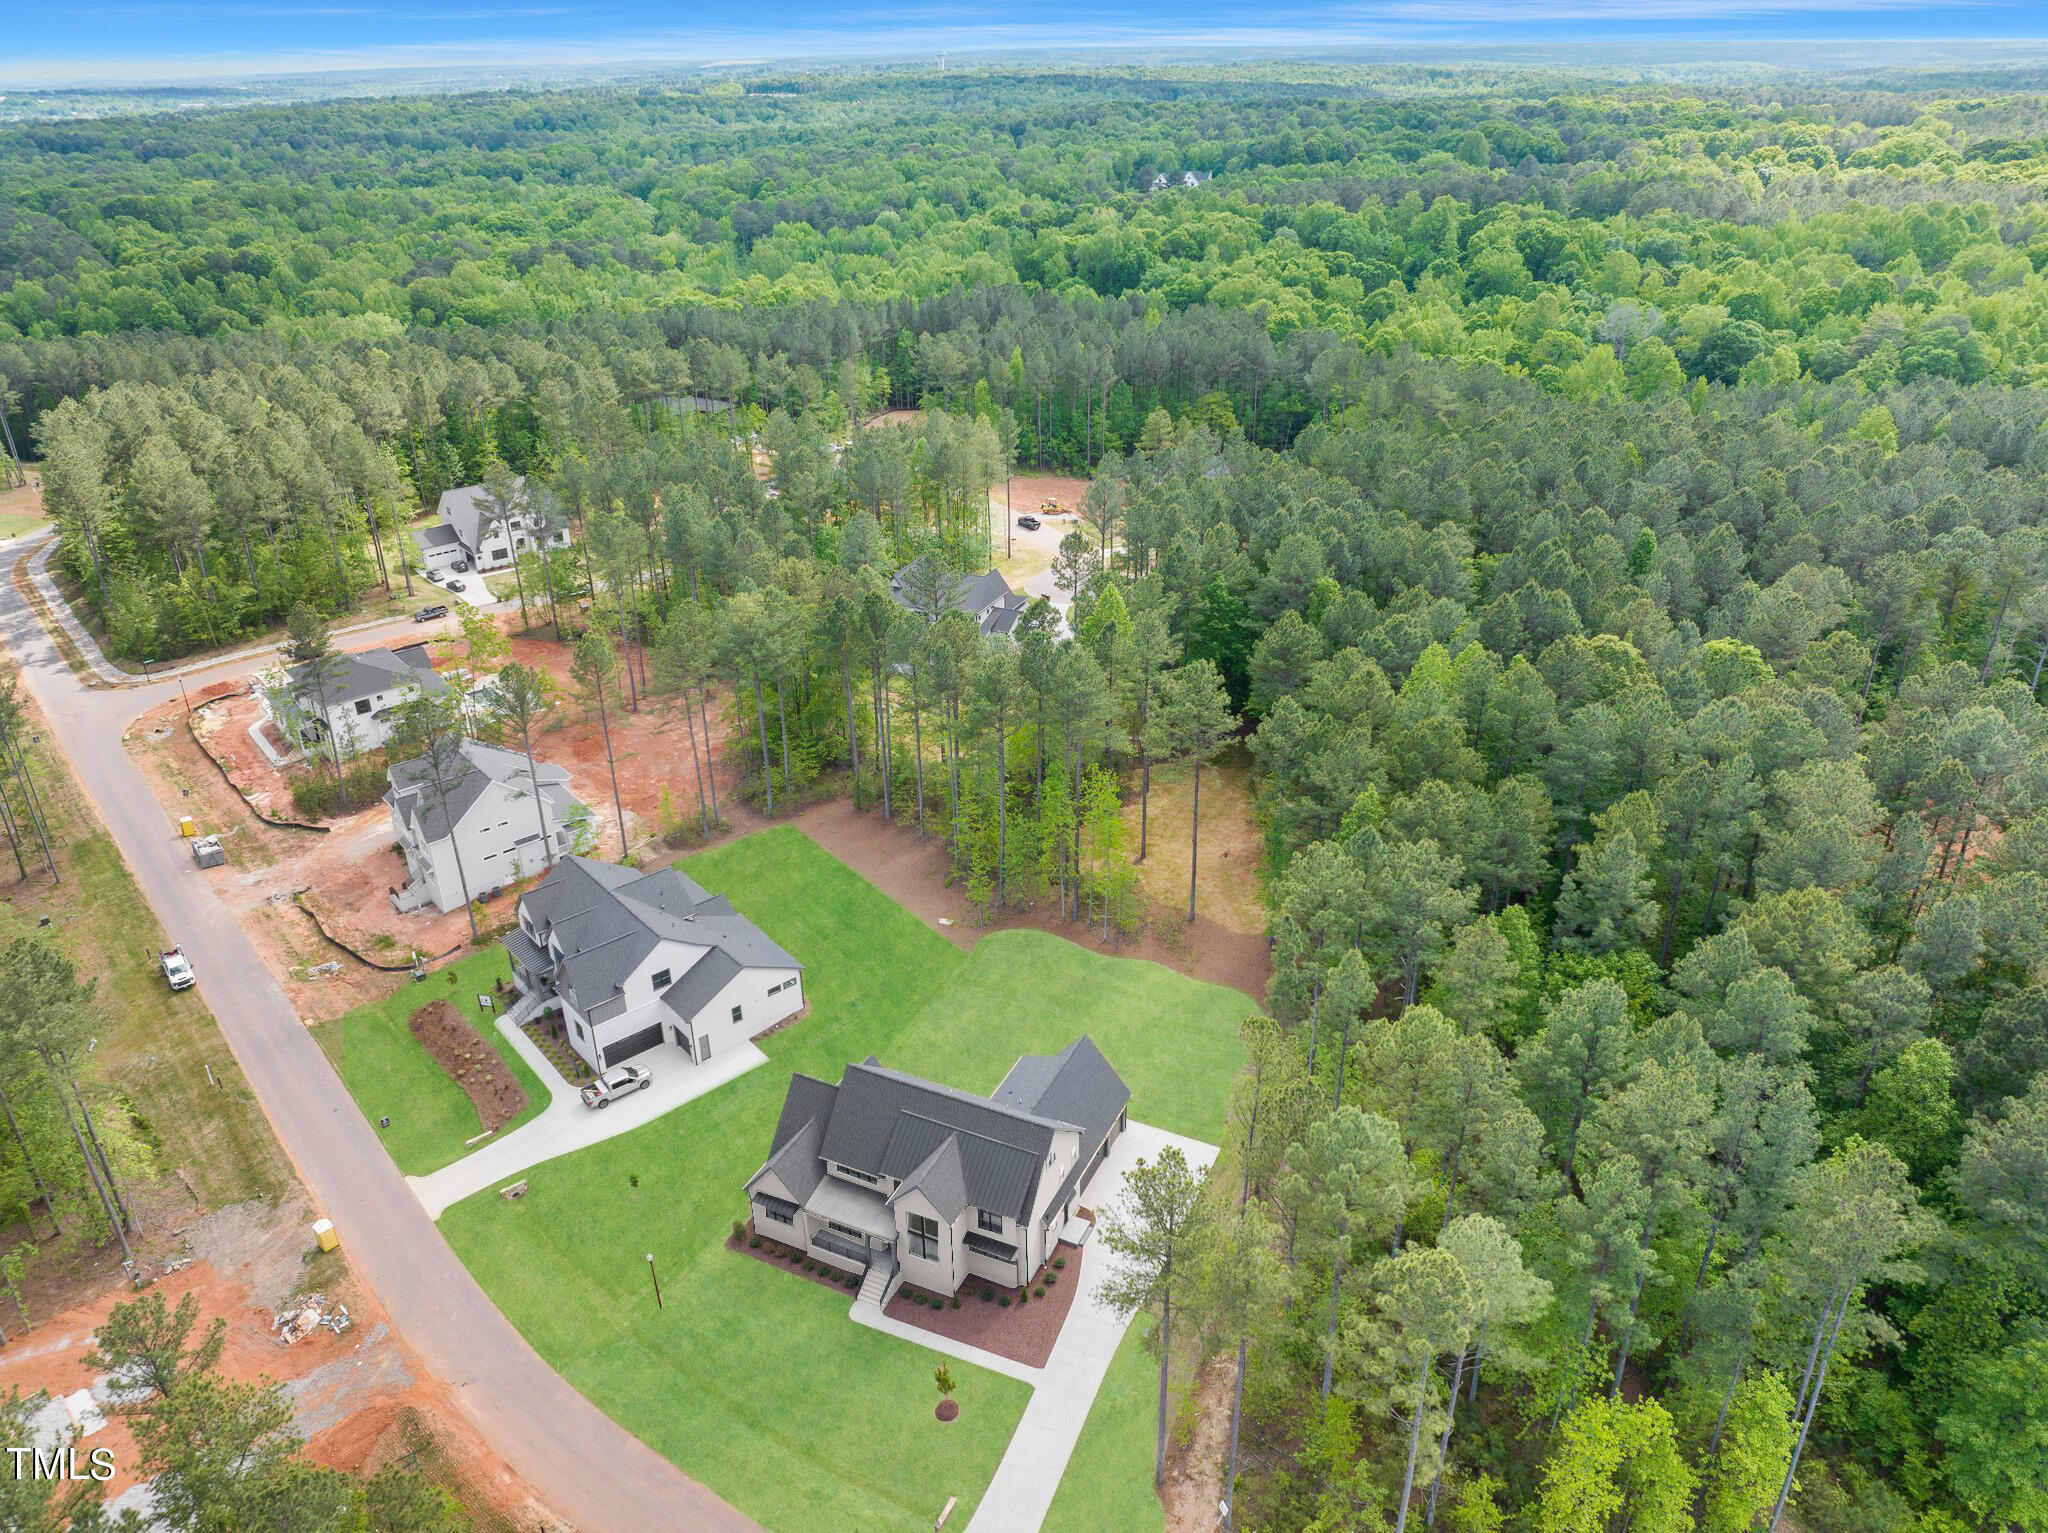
[730,1219,866,1298]
[410,999,528,1134]
[885,1240,1085,1369]
[522,1015,595,1087]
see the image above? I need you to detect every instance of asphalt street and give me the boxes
[0,538,757,1533]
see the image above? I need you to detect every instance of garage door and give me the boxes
[602,1023,665,1068]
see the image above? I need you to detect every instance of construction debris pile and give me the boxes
[272,1293,352,1345]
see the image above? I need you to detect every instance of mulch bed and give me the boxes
[730,1220,867,1298]
[409,1000,528,1133]
[935,1399,959,1422]
[884,1238,1086,1369]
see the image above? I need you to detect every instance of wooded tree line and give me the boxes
[5,59,2048,1530]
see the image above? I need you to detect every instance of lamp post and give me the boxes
[646,1252,664,1310]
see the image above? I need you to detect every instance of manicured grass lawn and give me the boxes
[438,825,1248,1529]
[1046,1315,1166,1533]
[315,947,551,1176]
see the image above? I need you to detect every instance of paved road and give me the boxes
[0,540,758,1533]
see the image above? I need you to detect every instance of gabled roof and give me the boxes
[747,1111,826,1203]
[417,523,461,550]
[888,1134,969,1223]
[436,477,528,555]
[992,1035,1130,1166]
[506,855,800,1019]
[887,559,1021,634]
[387,737,576,845]
[290,644,447,708]
[662,948,742,1021]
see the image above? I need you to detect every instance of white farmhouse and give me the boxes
[275,642,446,758]
[434,477,572,573]
[502,858,804,1073]
[386,737,587,914]
[745,1038,1130,1307]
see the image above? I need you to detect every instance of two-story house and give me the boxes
[386,737,586,914]
[888,559,1031,638]
[435,477,574,573]
[745,1038,1130,1307]
[275,642,447,758]
[502,857,804,1073]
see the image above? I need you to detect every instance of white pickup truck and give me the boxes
[159,947,195,991]
[581,1064,652,1108]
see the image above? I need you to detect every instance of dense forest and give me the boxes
[5,60,2048,1532]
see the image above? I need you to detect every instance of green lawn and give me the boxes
[436,825,1249,1530]
[1046,1315,1167,1533]
[315,947,552,1176]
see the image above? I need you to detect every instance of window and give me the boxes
[650,969,672,991]
[354,698,373,715]
[758,1200,793,1226]
[977,1209,1003,1233]
[731,1004,744,1024]
[766,981,782,995]
[907,1214,939,1262]
[837,1165,879,1185]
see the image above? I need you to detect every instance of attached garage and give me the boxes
[602,1023,665,1068]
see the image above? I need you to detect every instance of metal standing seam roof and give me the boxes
[416,523,461,549]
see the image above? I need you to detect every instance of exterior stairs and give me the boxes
[856,1250,899,1310]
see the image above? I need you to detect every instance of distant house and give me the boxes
[386,737,586,914]
[273,643,446,758]
[502,858,804,1073]
[434,477,572,573]
[888,559,1031,638]
[745,1038,1129,1307]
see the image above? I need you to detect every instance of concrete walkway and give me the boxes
[846,1120,1218,1533]
[408,1011,768,1219]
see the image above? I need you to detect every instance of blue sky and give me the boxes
[10,0,2047,85]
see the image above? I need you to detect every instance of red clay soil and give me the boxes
[409,1000,528,1133]
[1000,472,1092,516]
[732,1223,866,1298]
[786,797,1272,1004]
[884,1241,1085,1369]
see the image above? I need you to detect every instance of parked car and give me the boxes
[413,603,448,622]
[160,947,195,991]
[1016,514,1041,531]
[581,1064,652,1108]
[453,559,471,572]
[444,578,467,593]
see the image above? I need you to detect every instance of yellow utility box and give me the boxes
[178,815,197,838]
[312,1218,339,1253]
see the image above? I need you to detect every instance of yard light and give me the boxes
[646,1252,664,1310]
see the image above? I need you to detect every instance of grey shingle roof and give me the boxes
[505,855,800,1021]
[993,1035,1131,1167]
[887,559,1023,635]
[888,1134,969,1223]
[436,477,527,557]
[290,644,447,707]
[417,523,460,549]
[748,1112,826,1203]
[661,948,741,1021]
[387,737,577,845]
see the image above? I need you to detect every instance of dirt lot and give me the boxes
[411,1000,529,1133]
[122,614,745,1018]
[0,1199,547,1528]
[1123,748,1268,938]
[0,468,46,540]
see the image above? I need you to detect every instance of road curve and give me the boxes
[0,541,759,1533]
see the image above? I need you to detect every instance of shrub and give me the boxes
[1034,1285,1046,1298]
[731,1219,744,1241]
[1053,1256,1066,1269]
[950,1296,960,1309]
[981,1288,994,1301]
[1018,1290,1028,1305]
[999,1296,1011,1308]
[913,1293,928,1306]
[846,1275,858,1288]
[749,1235,762,1249]
[1044,1272,1057,1285]
[803,1260,815,1272]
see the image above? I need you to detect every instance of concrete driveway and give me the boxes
[0,540,758,1533]
[409,1016,767,1219]
[848,1118,1219,1533]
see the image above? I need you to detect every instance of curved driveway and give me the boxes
[0,539,757,1533]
